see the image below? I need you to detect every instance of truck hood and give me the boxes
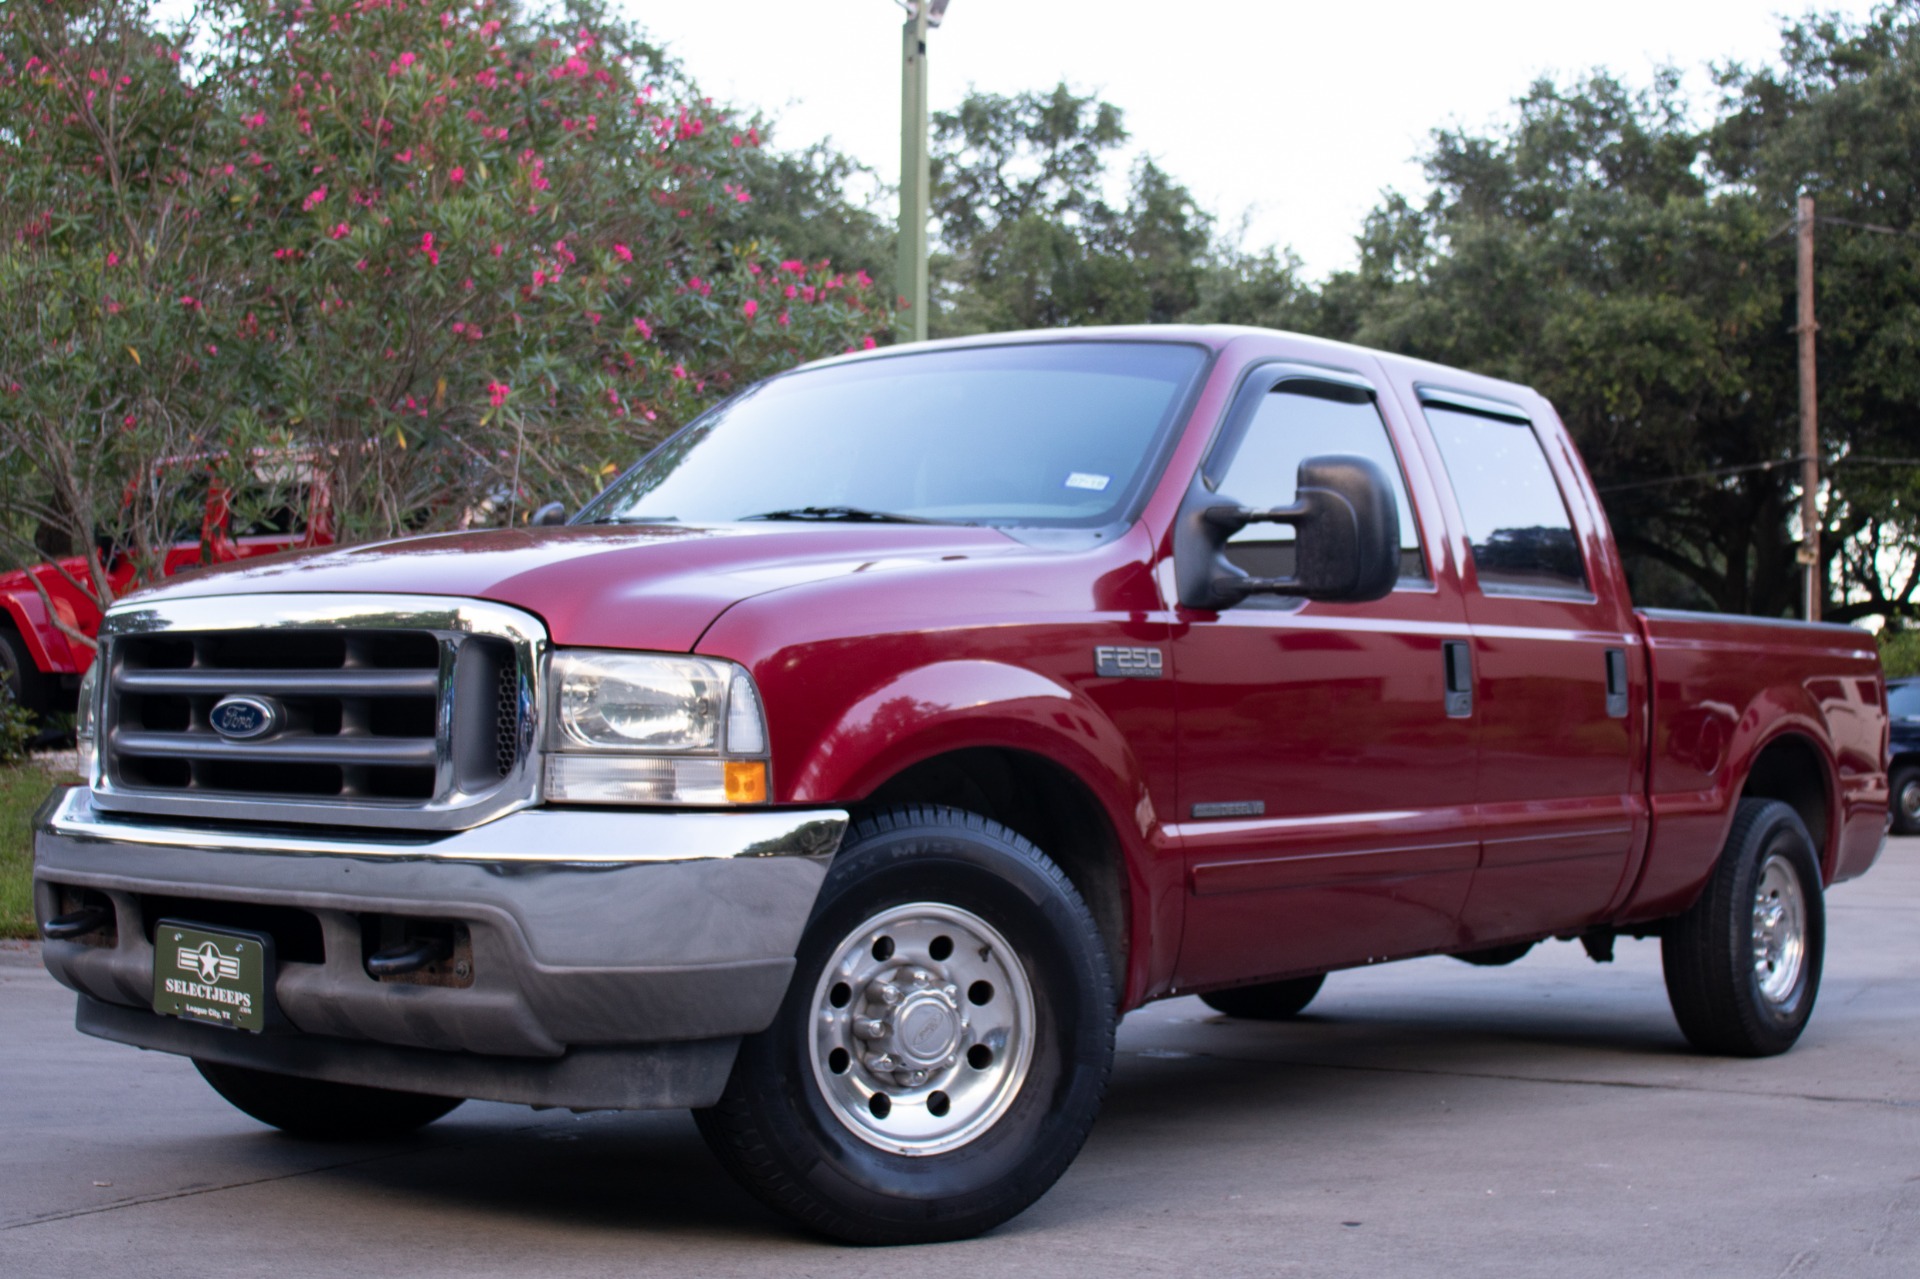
[123,523,1025,651]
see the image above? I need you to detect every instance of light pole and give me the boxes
[895,0,947,343]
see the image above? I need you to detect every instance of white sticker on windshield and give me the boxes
[1065,472,1111,492]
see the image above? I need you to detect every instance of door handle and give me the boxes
[1604,648,1629,719]
[1443,640,1473,718]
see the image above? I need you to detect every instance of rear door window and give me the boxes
[1422,404,1589,598]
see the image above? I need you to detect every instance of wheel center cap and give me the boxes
[895,996,960,1066]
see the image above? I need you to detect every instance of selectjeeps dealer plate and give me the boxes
[152,921,274,1033]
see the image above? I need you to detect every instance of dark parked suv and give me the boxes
[1888,678,1920,833]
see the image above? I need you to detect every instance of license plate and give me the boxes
[152,921,274,1033]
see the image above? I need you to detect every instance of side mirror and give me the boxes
[530,501,569,527]
[1175,454,1400,611]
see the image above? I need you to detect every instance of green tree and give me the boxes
[927,84,1214,335]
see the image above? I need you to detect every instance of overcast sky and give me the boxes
[626,0,1886,277]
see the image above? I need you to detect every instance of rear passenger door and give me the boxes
[1172,365,1478,990]
[1415,388,1642,944]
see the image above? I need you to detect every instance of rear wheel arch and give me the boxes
[1737,731,1835,882]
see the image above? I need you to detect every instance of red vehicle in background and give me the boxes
[0,457,334,727]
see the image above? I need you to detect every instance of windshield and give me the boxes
[578,342,1208,528]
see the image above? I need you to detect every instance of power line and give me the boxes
[1594,453,1920,495]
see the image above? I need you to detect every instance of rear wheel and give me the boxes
[193,1060,463,1139]
[0,624,50,723]
[1890,764,1920,835]
[695,806,1116,1245]
[1199,973,1325,1020]
[1661,798,1825,1057]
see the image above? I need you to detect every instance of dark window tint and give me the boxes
[1423,405,1588,597]
[1215,385,1427,583]
[579,342,1208,529]
[1890,682,1920,722]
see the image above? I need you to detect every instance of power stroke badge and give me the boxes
[152,921,274,1033]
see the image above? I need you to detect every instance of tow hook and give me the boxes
[365,935,453,979]
[42,907,111,942]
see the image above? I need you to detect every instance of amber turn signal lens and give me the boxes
[724,760,768,804]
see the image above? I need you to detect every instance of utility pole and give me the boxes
[894,1,945,344]
[1797,193,1821,623]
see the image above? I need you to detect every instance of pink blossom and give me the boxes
[242,112,266,129]
[479,20,502,39]
[612,243,633,262]
[854,269,874,289]
[487,382,511,406]
[672,364,687,379]
[302,185,328,211]
[742,299,758,319]
[330,222,351,240]
[178,295,199,309]
[633,317,653,339]
[106,251,120,267]
[492,243,505,257]
[388,52,417,76]
[784,285,797,300]
[862,336,878,350]
[463,278,475,291]
[449,166,466,185]
[420,232,440,266]
[586,312,602,326]
[777,311,791,327]
[395,148,414,164]
[780,259,804,275]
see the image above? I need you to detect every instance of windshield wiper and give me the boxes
[740,506,937,525]
[595,514,679,524]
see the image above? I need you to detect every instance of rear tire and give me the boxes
[1890,764,1920,835]
[1661,798,1824,1057]
[0,623,50,722]
[1199,973,1325,1020]
[193,1060,462,1139]
[695,805,1116,1245]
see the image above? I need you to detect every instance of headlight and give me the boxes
[544,651,769,805]
[74,660,100,784]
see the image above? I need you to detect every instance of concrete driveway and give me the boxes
[4,841,1917,1278]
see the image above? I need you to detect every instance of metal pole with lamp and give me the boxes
[894,0,947,343]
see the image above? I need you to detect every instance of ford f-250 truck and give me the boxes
[33,327,1889,1244]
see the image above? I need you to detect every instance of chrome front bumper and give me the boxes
[34,788,847,1109]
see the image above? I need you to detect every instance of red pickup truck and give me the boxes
[33,327,1888,1244]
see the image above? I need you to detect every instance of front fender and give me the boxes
[783,659,1150,825]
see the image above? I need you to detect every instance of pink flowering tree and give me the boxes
[0,0,888,625]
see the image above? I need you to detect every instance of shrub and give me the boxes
[0,0,889,626]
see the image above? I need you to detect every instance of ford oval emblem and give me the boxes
[210,695,281,741]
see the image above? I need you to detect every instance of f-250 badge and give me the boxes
[1094,646,1163,679]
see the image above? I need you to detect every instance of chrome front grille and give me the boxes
[92,594,545,831]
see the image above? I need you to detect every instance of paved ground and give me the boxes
[4,842,1917,1278]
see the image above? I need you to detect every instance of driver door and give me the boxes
[1172,365,1478,990]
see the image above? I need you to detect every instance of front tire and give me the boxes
[1661,798,1825,1057]
[193,1060,463,1139]
[1890,764,1920,835]
[695,806,1116,1245]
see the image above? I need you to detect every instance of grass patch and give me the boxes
[1,757,78,940]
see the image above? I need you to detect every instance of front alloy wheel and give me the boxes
[696,806,1116,1245]
[809,901,1036,1156]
